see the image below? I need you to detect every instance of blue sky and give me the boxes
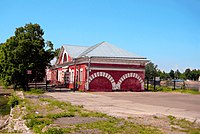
[1,0,200,72]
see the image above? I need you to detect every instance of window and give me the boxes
[63,53,67,63]
[80,68,83,82]
[70,70,74,83]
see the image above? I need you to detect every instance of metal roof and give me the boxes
[62,42,146,59]
[63,45,89,58]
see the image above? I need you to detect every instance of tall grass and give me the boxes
[0,96,10,116]
[146,84,200,94]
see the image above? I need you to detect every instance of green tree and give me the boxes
[145,62,157,90]
[169,70,175,79]
[174,69,181,79]
[179,73,186,80]
[184,68,192,80]
[191,69,199,81]
[0,23,54,90]
[54,48,60,58]
[157,70,169,80]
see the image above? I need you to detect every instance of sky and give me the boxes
[0,0,200,72]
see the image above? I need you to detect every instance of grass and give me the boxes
[73,117,161,134]
[25,88,45,94]
[21,94,162,134]
[23,97,84,133]
[146,85,200,94]
[168,115,200,133]
[44,128,64,134]
[80,111,109,118]
[7,94,21,108]
[0,96,10,116]
[46,112,75,119]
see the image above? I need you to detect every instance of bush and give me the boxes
[8,95,20,108]
[0,96,10,115]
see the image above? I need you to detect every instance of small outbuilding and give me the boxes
[46,41,149,92]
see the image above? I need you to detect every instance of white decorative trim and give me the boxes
[86,72,145,91]
[62,66,69,69]
[61,50,68,63]
[87,72,115,90]
[90,67,144,72]
[91,61,143,65]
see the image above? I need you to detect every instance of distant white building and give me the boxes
[199,76,200,81]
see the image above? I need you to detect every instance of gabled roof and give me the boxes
[78,41,143,58]
[62,41,146,59]
[63,45,89,58]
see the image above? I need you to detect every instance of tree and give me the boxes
[175,69,181,79]
[54,48,60,58]
[0,23,54,90]
[191,69,199,81]
[145,62,157,90]
[157,70,170,80]
[184,68,192,80]
[169,70,175,79]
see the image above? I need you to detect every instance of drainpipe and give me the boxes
[73,59,77,91]
[86,57,91,91]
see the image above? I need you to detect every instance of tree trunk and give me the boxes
[147,79,149,91]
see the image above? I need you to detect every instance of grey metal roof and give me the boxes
[63,45,89,58]
[62,42,146,59]
[78,41,144,58]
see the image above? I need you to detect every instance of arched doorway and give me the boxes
[89,77,112,92]
[121,77,141,91]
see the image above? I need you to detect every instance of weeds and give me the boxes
[0,96,10,116]
[74,117,161,134]
[26,88,45,94]
[80,111,108,118]
[44,128,64,134]
[23,94,163,134]
[47,112,75,119]
[146,85,200,94]
[7,94,20,108]
[168,115,200,133]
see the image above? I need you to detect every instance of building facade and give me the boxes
[46,42,149,92]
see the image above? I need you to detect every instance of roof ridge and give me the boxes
[63,44,89,47]
[78,41,105,57]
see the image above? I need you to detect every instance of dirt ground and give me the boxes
[46,92,200,122]
[46,91,200,133]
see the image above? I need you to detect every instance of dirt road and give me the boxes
[46,92,200,122]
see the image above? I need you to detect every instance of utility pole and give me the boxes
[154,65,158,91]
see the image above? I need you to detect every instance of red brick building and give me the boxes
[46,42,149,91]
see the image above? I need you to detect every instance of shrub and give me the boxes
[0,96,10,115]
[8,95,20,108]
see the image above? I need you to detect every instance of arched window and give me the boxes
[63,53,67,63]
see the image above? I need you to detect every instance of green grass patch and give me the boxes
[146,85,200,94]
[0,96,10,116]
[80,111,109,118]
[44,128,64,134]
[74,117,162,134]
[7,94,21,108]
[23,94,163,134]
[168,115,200,133]
[46,112,75,119]
[40,98,70,109]
[26,88,45,94]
